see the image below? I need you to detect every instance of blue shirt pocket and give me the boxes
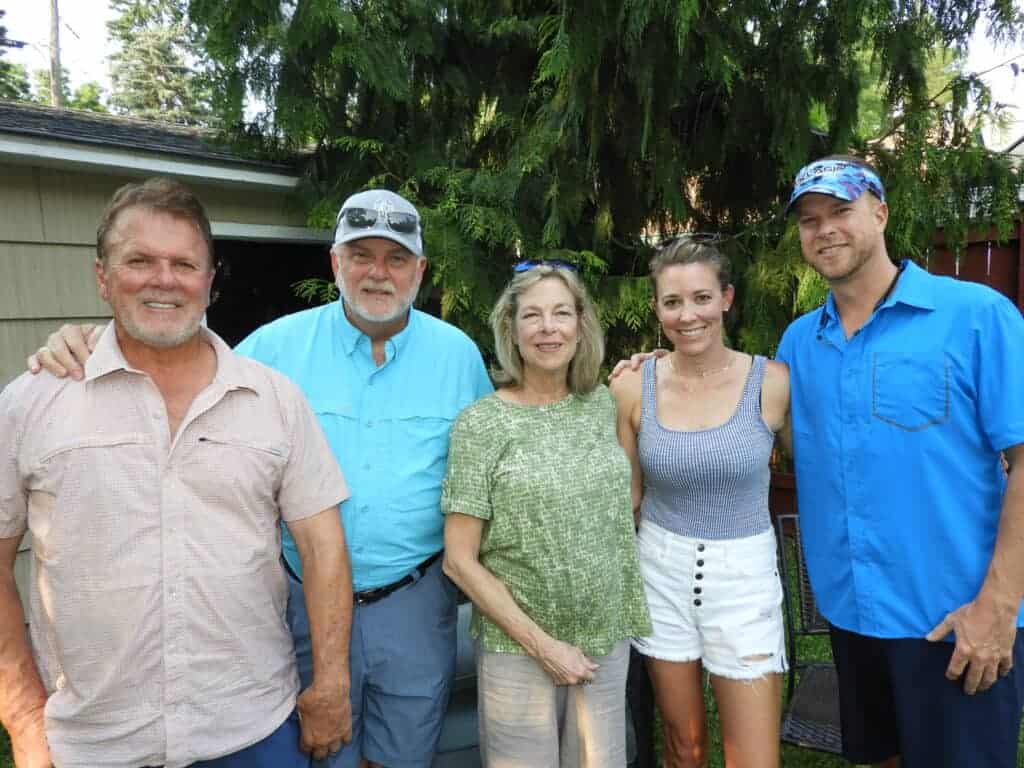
[871,353,950,431]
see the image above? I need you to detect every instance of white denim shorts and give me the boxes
[631,520,788,680]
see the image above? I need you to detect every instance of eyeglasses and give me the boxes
[337,207,420,235]
[512,260,579,273]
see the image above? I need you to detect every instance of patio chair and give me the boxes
[775,513,843,755]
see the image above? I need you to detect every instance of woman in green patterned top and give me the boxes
[441,263,651,767]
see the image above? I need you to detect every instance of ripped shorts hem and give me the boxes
[702,657,789,681]
[630,639,701,664]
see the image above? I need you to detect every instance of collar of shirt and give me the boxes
[818,258,936,336]
[84,323,258,396]
[333,298,416,363]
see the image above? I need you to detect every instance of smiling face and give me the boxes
[794,191,889,285]
[96,206,214,350]
[514,276,580,380]
[653,262,734,356]
[332,237,426,328]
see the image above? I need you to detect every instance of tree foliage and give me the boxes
[0,9,31,101]
[108,0,211,125]
[188,0,1023,362]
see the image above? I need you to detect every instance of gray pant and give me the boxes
[476,639,630,768]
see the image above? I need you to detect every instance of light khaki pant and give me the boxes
[476,639,630,768]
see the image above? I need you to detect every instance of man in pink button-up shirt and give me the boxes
[0,178,354,768]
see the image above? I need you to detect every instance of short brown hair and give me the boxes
[96,177,215,268]
[490,266,605,395]
[649,237,731,297]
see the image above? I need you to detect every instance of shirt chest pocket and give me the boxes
[35,433,154,495]
[871,353,950,431]
[190,433,290,496]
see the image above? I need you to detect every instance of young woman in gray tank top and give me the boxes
[610,238,791,768]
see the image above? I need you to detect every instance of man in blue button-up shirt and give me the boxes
[778,156,1024,768]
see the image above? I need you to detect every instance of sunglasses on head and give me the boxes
[338,207,420,235]
[661,232,724,246]
[512,260,579,274]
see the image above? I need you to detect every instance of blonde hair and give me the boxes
[649,237,731,298]
[490,266,604,394]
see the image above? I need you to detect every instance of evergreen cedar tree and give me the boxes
[185,0,1020,361]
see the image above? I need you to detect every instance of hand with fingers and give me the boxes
[926,596,1017,695]
[296,679,352,761]
[26,324,101,380]
[607,349,668,382]
[536,637,600,687]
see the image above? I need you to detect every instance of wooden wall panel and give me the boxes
[0,245,109,320]
[0,316,111,389]
[0,165,45,243]
[35,169,124,245]
[197,184,308,227]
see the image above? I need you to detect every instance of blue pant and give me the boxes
[287,557,458,768]
[830,625,1024,767]
[189,710,310,768]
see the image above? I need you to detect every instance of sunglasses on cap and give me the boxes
[337,207,420,235]
[512,260,579,273]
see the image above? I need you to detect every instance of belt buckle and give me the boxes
[354,587,385,606]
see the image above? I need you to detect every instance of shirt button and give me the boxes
[366,421,374,428]
[696,543,705,552]
[695,573,703,581]
[696,559,704,567]
[693,599,702,607]
[694,587,702,594]
[363,463,371,470]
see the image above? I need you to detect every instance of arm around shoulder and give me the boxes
[761,359,790,434]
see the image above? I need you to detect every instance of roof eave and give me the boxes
[0,133,301,190]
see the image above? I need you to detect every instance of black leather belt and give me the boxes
[354,551,443,606]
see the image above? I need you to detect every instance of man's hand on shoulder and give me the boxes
[607,349,668,382]
[26,324,101,381]
[926,594,1017,695]
[296,677,352,761]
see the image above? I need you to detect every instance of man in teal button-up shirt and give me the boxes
[231,190,493,768]
[779,156,1024,768]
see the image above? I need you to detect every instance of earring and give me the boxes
[657,324,662,349]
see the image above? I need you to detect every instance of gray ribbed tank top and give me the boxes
[638,355,774,540]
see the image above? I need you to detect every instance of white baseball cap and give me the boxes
[333,189,424,257]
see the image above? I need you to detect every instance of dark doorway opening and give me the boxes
[207,239,334,347]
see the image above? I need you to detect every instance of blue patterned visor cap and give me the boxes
[786,160,885,214]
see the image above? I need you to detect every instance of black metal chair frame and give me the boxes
[775,513,844,755]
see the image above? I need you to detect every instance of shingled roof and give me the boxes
[0,101,298,173]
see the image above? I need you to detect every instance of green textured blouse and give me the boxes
[441,385,651,656]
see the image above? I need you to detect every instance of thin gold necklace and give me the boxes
[667,353,735,392]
